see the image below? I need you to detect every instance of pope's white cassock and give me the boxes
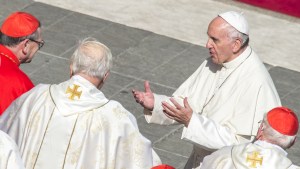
[144,46,281,168]
[200,140,300,169]
[0,75,161,169]
[0,130,24,169]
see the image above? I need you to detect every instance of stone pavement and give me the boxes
[1,0,300,168]
[33,0,300,73]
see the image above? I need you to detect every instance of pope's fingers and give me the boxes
[133,94,139,100]
[162,106,174,119]
[169,98,182,109]
[163,111,175,120]
[162,102,176,117]
[133,95,142,104]
[132,89,138,95]
[134,92,143,99]
[162,101,178,113]
[162,104,170,113]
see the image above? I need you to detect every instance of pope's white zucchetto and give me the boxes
[218,11,249,35]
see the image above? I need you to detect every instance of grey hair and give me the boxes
[262,114,297,149]
[220,21,249,48]
[70,37,112,80]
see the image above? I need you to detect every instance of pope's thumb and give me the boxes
[144,81,152,93]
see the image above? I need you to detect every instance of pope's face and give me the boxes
[206,17,235,65]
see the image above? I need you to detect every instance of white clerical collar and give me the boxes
[254,140,288,156]
[50,75,109,116]
[222,46,252,69]
[72,75,96,88]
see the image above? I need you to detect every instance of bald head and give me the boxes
[70,38,112,80]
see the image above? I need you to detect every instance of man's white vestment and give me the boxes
[0,75,161,169]
[0,130,24,169]
[144,47,281,168]
[200,140,300,169]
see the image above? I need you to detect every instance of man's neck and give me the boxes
[5,45,22,63]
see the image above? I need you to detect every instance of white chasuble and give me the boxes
[200,140,299,169]
[0,75,161,169]
[144,47,281,168]
[0,130,24,169]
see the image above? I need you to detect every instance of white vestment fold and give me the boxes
[0,130,24,169]
[200,140,300,169]
[144,47,281,168]
[0,75,161,169]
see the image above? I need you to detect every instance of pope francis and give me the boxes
[132,11,281,169]
[0,38,161,169]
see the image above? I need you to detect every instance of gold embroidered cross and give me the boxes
[66,84,82,100]
[246,151,263,168]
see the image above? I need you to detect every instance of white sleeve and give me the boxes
[182,113,240,150]
[144,94,177,125]
[200,146,233,169]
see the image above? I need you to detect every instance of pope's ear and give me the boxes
[232,38,243,53]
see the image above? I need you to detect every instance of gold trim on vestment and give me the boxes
[32,87,56,169]
[62,114,79,168]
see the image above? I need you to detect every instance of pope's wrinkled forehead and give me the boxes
[218,11,249,35]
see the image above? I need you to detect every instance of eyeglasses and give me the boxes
[29,39,45,50]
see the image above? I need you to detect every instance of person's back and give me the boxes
[0,46,33,113]
[0,11,44,114]
[200,107,300,169]
[0,38,160,169]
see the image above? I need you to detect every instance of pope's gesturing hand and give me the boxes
[132,81,154,111]
[162,97,193,127]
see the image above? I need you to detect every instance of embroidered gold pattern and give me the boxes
[113,106,127,120]
[30,153,38,169]
[69,146,81,165]
[66,84,82,100]
[62,115,79,168]
[246,151,263,168]
[133,132,147,168]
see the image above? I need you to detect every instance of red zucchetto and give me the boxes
[267,107,299,136]
[0,11,39,38]
[152,164,176,169]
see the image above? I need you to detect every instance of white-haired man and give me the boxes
[132,11,281,168]
[200,107,299,169]
[0,38,161,169]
